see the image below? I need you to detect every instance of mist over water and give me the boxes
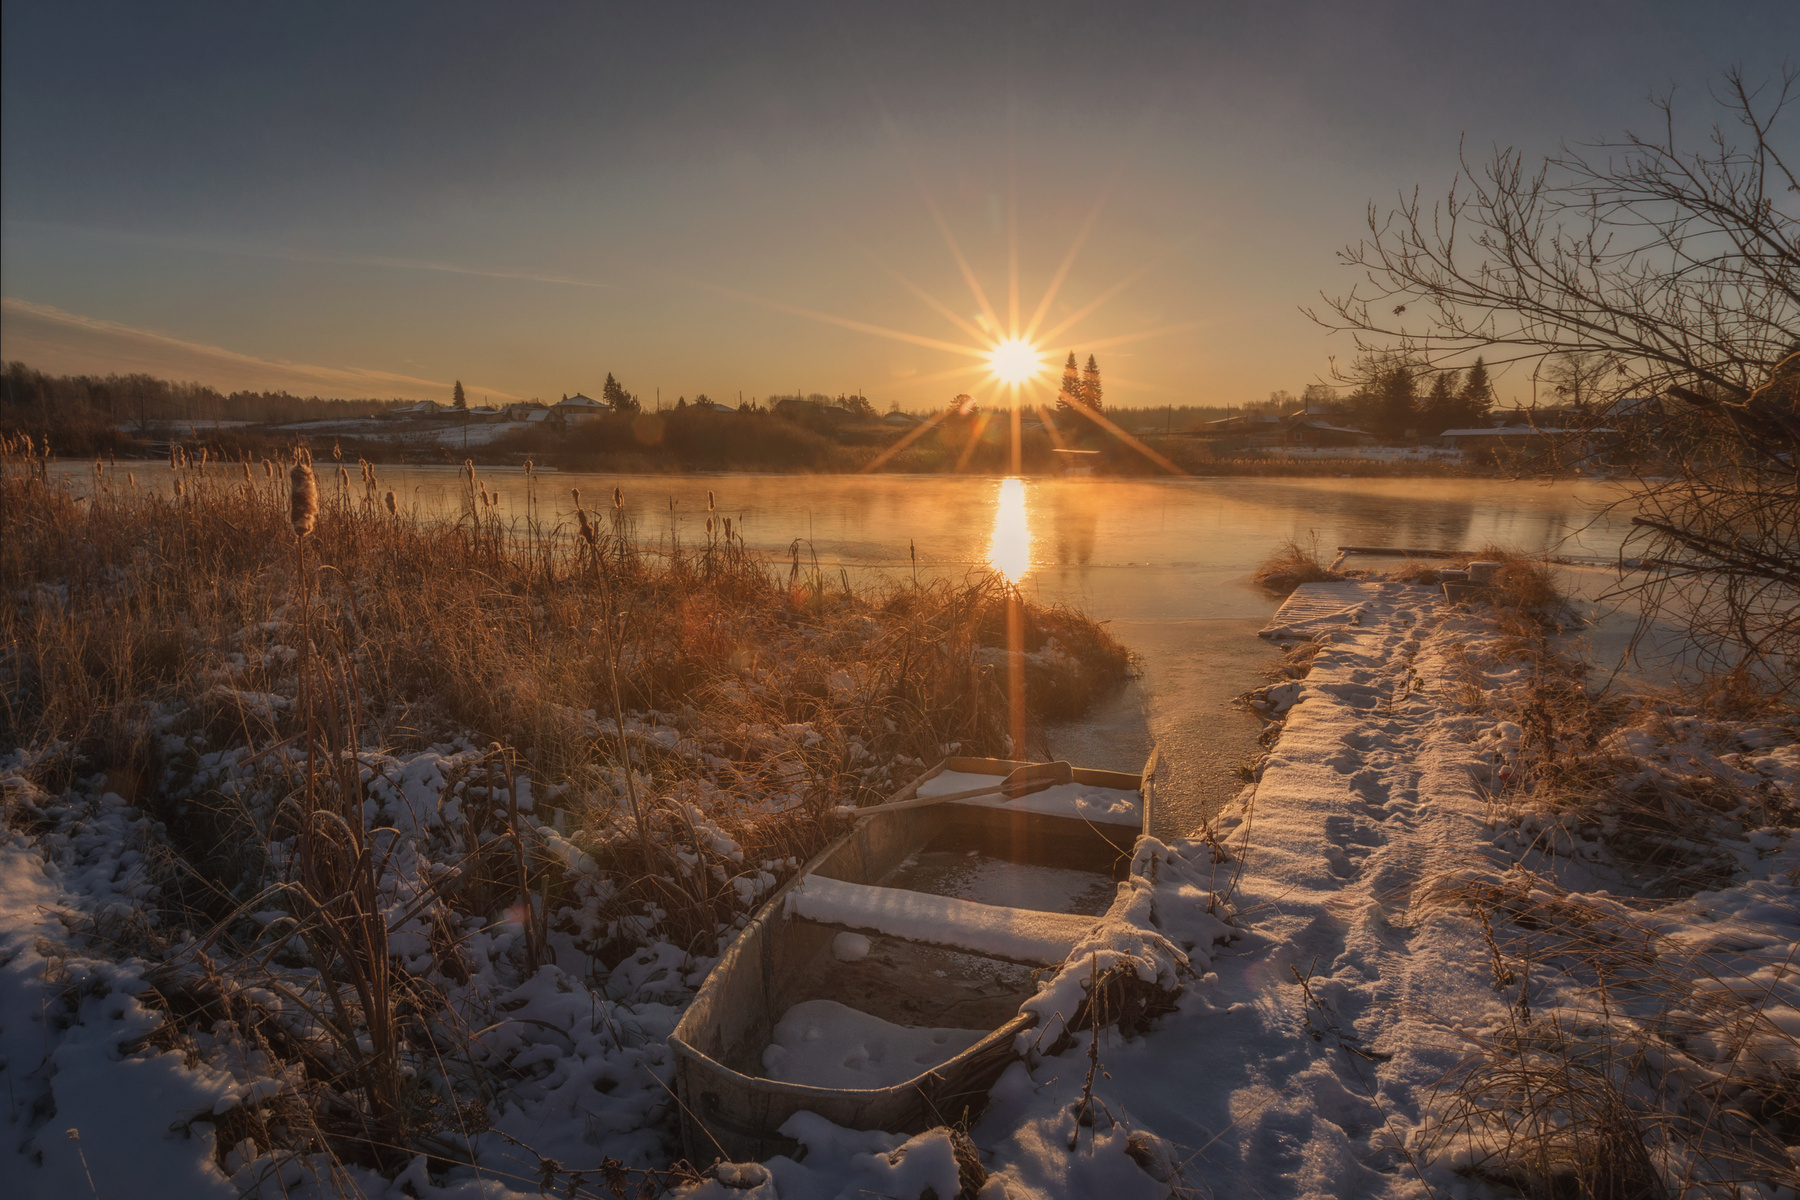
[84,464,1637,623]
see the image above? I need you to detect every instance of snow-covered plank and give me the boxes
[1261,581,1436,640]
[786,876,1096,965]
[914,771,1142,827]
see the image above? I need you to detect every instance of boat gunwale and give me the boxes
[669,754,1151,1159]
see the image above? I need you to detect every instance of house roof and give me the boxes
[1439,426,1591,437]
[1286,418,1370,435]
[556,393,605,408]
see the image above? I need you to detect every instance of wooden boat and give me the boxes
[670,753,1155,1164]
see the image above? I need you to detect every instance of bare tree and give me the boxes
[1312,67,1800,686]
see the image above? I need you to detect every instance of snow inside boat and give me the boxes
[670,754,1154,1164]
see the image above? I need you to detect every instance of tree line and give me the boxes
[1,361,408,426]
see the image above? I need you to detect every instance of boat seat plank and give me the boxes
[786,876,1093,966]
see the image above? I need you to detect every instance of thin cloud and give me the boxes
[0,297,521,400]
[2,219,615,290]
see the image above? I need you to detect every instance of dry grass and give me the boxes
[1418,869,1800,1197]
[0,439,1132,1181]
[1252,534,1344,595]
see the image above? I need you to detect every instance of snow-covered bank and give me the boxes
[685,582,1797,1199]
[4,575,1794,1198]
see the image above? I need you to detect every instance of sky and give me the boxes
[2,1,1796,410]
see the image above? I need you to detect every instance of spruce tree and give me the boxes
[1057,352,1080,413]
[1375,366,1417,440]
[1082,355,1103,411]
[1421,370,1460,434]
[452,380,467,410]
[1458,357,1495,426]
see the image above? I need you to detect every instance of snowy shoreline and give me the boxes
[5,584,1796,1199]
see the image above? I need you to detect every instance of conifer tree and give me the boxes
[452,380,467,410]
[1374,365,1417,440]
[1458,357,1495,426]
[1057,352,1080,413]
[604,372,640,415]
[1420,370,1461,434]
[1082,355,1103,411]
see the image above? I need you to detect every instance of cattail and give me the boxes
[242,462,251,481]
[571,487,581,508]
[175,478,184,499]
[338,465,350,490]
[384,489,397,516]
[724,516,732,539]
[169,445,179,470]
[264,459,274,478]
[708,489,715,512]
[94,458,102,474]
[128,472,136,488]
[706,516,714,536]
[332,441,342,461]
[479,483,490,506]
[576,508,596,547]
[199,448,209,473]
[524,459,534,475]
[613,486,623,510]
[289,461,318,537]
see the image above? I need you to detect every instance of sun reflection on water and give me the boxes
[987,477,1031,584]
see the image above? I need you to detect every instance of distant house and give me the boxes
[554,393,608,421]
[1279,417,1374,448]
[464,405,501,422]
[691,399,737,414]
[386,399,441,419]
[502,402,548,421]
[775,397,853,425]
[882,410,922,426]
[1437,425,1609,461]
[1177,411,1282,451]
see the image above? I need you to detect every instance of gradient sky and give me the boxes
[3,1,1795,409]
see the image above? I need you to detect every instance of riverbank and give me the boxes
[678,581,1797,1200]
[0,448,1136,1197]
[13,413,1541,479]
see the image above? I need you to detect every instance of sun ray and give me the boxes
[846,240,993,346]
[1075,321,1206,353]
[953,405,996,473]
[901,360,993,390]
[1007,150,1020,339]
[1060,397,1187,475]
[692,280,988,360]
[1036,246,1189,346]
[1028,391,1070,450]
[856,403,957,473]
[1022,187,1115,343]
[1009,397,1023,474]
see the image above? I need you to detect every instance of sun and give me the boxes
[986,337,1043,386]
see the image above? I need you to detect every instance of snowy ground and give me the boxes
[4,584,1795,1198]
